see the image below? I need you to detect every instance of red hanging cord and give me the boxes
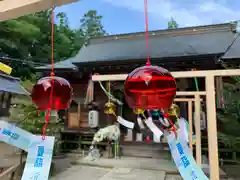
[144,0,151,66]
[42,6,55,140]
[164,113,177,137]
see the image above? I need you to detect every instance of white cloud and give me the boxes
[103,0,240,27]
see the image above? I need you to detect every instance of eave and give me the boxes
[0,0,79,21]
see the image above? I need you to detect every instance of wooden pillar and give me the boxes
[77,101,81,128]
[91,79,94,102]
[0,92,5,105]
[188,100,193,153]
[6,93,12,110]
[194,94,201,167]
[206,75,219,180]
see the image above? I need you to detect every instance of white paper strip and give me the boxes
[167,132,209,180]
[137,117,145,129]
[124,129,133,141]
[117,116,134,129]
[153,134,161,143]
[0,120,54,180]
[145,117,163,139]
[136,133,143,142]
[158,117,170,127]
[178,118,189,144]
[0,120,34,151]
[21,136,55,180]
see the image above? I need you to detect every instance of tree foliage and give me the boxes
[168,17,178,29]
[0,9,106,79]
[79,10,106,46]
[217,80,240,150]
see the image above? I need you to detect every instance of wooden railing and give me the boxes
[0,163,21,180]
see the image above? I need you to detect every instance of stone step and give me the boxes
[165,174,232,180]
[120,144,171,159]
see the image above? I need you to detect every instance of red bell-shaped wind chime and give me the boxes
[31,76,72,110]
[31,7,72,139]
[124,0,176,111]
[125,65,176,110]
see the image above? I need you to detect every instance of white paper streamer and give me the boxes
[158,117,170,127]
[0,120,54,180]
[167,132,209,180]
[136,133,143,141]
[21,136,55,180]
[145,117,163,138]
[137,117,145,129]
[117,116,134,129]
[178,118,189,144]
[153,134,161,142]
[0,120,34,151]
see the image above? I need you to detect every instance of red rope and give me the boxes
[144,0,151,66]
[51,6,55,74]
[42,6,55,140]
[164,113,177,137]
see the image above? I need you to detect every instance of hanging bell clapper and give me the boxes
[42,110,58,136]
[104,102,117,116]
[44,110,58,120]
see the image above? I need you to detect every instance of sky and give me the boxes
[56,0,240,35]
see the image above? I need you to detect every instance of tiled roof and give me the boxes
[0,73,29,95]
[35,59,77,70]
[222,35,240,59]
[36,22,240,70]
[71,23,238,64]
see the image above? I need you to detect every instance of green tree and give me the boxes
[168,17,178,29]
[0,16,42,78]
[0,10,107,79]
[217,80,240,150]
[0,11,81,78]
[79,10,107,46]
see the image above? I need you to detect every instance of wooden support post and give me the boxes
[188,100,193,154]
[206,75,219,180]
[91,80,94,102]
[194,94,201,167]
[77,101,81,127]
[106,81,112,125]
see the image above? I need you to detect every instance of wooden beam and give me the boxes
[0,0,79,21]
[174,98,202,102]
[92,69,240,81]
[176,91,206,96]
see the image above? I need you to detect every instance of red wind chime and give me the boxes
[31,7,73,140]
[124,0,176,110]
[124,0,177,137]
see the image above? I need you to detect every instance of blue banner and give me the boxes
[0,120,34,151]
[167,132,209,180]
[21,136,55,180]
